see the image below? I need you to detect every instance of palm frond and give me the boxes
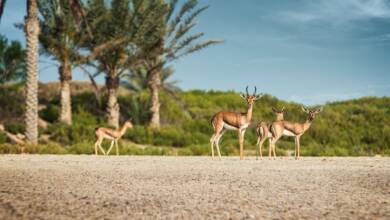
[67,0,92,37]
[166,0,178,22]
[0,0,6,21]
[172,32,203,55]
[167,0,197,38]
[174,39,223,60]
[168,5,208,50]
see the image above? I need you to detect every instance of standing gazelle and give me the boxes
[210,86,263,160]
[269,106,323,159]
[256,107,285,159]
[94,121,133,155]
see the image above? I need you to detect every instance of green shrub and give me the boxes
[188,145,209,156]
[37,143,68,154]
[1,86,390,156]
[0,143,20,153]
[0,133,7,144]
[4,122,25,134]
[48,123,72,144]
[39,105,59,122]
[68,141,95,154]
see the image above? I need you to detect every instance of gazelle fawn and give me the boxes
[256,107,285,159]
[269,106,323,160]
[210,86,263,160]
[94,121,133,155]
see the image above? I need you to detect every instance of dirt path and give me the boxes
[0,155,389,219]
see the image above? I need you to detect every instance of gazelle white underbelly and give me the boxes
[283,129,296,137]
[222,122,249,130]
[223,122,238,130]
[240,124,249,129]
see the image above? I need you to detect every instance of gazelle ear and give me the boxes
[316,106,323,113]
[272,107,277,112]
[255,93,263,100]
[302,106,309,113]
[240,93,247,99]
[281,106,285,112]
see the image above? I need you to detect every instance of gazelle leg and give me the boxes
[296,136,301,160]
[115,140,119,156]
[98,140,106,155]
[241,129,246,160]
[256,136,260,160]
[238,130,242,160]
[210,134,216,159]
[215,135,222,160]
[258,137,266,160]
[238,129,245,160]
[106,140,115,155]
[269,138,273,159]
[215,130,225,160]
[294,137,297,159]
[270,136,280,160]
[272,140,277,160]
[94,141,98,155]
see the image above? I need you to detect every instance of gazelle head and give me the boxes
[302,106,323,121]
[272,106,285,121]
[240,86,263,105]
[124,120,134,129]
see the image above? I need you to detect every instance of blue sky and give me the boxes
[1,0,390,105]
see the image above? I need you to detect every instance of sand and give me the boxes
[0,155,389,219]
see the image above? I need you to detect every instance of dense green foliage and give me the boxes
[0,35,25,84]
[0,84,389,156]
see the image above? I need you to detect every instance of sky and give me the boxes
[1,0,390,105]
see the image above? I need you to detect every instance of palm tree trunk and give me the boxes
[106,75,120,128]
[59,61,72,125]
[148,70,161,129]
[24,0,40,144]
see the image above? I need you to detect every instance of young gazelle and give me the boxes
[94,121,133,155]
[210,87,263,160]
[256,107,285,159]
[269,106,323,159]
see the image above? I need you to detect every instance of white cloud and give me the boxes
[280,0,390,25]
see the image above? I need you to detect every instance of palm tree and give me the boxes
[0,35,26,84]
[83,0,165,128]
[38,0,84,125]
[0,0,87,144]
[142,0,222,129]
[23,0,41,144]
[122,65,180,95]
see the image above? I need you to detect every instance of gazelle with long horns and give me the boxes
[269,106,323,159]
[210,86,263,160]
[256,107,285,159]
[94,121,133,155]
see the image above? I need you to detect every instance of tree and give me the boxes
[83,0,165,128]
[0,35,26,84]
[141,0,222,129]
[0,0,87,144]
[23,0,41,144]
[38,0,84,125]
[122,65,179,95]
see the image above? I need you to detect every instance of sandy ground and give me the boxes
[0,155,389,220]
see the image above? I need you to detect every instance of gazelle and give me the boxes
[210,86,263,160]
[94,121,133,155]
[269,106,323,160]
[256,107,285,159]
